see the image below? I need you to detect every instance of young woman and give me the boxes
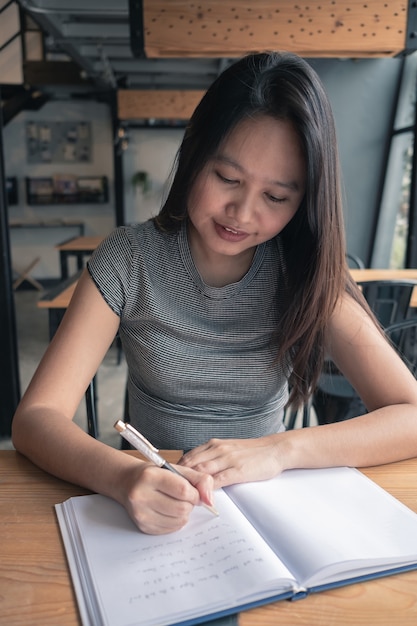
[12,52,417,535]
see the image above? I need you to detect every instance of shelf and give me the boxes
[10,220,84,234]
[25,176,109,205]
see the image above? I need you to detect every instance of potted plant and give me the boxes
[131,170,151,195]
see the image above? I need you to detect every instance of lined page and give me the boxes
[57,489,296,626]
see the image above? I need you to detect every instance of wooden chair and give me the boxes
[13,257,43,291]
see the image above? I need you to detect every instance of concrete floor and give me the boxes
[0,288,127,450]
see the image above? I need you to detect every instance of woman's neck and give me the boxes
[188,228,256,287]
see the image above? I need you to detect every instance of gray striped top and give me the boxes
[87,220,290,450]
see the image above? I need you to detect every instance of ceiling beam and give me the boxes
[117,89,204,120]
[23,59,94,86]
[16,0,111,86]
[141,0,409,58]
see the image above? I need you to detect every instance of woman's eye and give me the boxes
[216,172,237,184]
[266,193,286,204]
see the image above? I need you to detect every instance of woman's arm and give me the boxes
[180,293,417,487]
[281,293,417,467]
[12,270,213,534]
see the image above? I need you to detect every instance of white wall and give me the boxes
[4,99,115,279]
[122,127,184,225]
[5,101,186,280]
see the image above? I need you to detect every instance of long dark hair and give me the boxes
[154,51,370,406]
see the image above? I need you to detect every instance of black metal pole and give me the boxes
[111,92,125,227]
[0,87,21,437]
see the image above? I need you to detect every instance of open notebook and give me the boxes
[55,466,417,626]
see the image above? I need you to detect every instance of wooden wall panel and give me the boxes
[143,1,408,58]
[117,89,205,120]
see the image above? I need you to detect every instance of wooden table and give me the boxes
[40,268,417,321]
[37,272,79,336]
[350,268,417,308]
[38,268,417,332]
[56,235,104,279]
[10,221,85,288]
[1,449,417,626]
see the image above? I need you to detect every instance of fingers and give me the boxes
[179,439,223,471]
[178,437,285,489]
[125,463,214,535]
[175,464,216,510]
[179,439,237,475]
[179,440,247,489]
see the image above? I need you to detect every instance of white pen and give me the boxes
[114,420,219,516]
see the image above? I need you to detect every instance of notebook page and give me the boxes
[56,489,297,626]
[225,466,417,587]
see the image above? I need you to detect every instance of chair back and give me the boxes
[385,318,417,376]
[358,280,417,327]
[346,253,365,269]
[291,279,417,428]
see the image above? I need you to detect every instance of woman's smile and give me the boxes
[214,220,250,242]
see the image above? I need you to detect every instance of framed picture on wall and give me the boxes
[53,174,78,196]
[26,177,54,203]
[26,121,92,163]
[77,176,108,202]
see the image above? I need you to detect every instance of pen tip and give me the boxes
[202,502,220,517]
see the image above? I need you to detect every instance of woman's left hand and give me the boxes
[177,435,284,489]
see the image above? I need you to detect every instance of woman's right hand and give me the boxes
[121,461,215,534]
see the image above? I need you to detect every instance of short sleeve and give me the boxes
[87,226,134,317]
